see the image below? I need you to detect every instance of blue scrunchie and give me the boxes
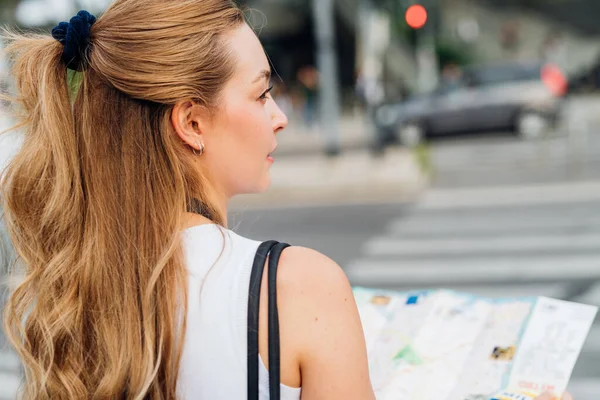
[51,10,97,71]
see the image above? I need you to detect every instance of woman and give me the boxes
[0,0,572,399]
[2,0,371,398]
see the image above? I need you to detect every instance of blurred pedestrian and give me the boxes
[499,19,521,51]
[297,65,319,132]
[441,62,463,90]
[0,1,373,399]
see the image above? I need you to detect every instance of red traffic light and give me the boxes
[406,4,428,29]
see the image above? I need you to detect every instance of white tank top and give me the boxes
[177,224,302,399]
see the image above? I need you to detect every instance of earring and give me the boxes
[193,141,205,156]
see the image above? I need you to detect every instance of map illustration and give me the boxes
[353,288,597,400]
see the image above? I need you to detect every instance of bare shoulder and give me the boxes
[275,245,359,346]
[277,246,350,295]
[276,246,374,399]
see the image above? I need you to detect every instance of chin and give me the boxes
[240,175,271,195]
[255,178,272,194]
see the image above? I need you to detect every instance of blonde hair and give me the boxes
[1,0,244,398]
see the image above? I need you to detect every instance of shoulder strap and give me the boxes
[267,242,290,399]
[248,240,278,400]
[247,240,290,400]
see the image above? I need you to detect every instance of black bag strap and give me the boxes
[247,240,289,400]
[267,242,290,399]
[248,241,277,400]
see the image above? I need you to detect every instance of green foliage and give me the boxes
[413,143,433,178]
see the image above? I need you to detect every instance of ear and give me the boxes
[171,100,209,151]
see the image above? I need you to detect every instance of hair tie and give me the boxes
[51,10,97,71]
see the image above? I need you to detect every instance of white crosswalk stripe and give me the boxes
[348,254,600,285]
[364,233,600,256]
[343,192,600,400]
[388,209,600,235]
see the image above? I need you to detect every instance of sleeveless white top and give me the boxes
[177,224,302,399]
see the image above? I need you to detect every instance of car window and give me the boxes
[435,79,465,95]
[468,64,541,87]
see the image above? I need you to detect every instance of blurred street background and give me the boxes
[1,0,600,398]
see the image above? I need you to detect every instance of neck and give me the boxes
[211,187,229,227]
[184,192,229,230]
[214,196,229,228]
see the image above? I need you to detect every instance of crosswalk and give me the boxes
[344,183,600,399]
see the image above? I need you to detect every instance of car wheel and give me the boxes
[516,112,548,140]
[397,122,424,147]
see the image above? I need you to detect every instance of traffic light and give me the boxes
[405,4,428,29]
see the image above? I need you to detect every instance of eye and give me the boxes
[259,85,274,101]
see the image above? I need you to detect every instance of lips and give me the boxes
[268,146,277,157]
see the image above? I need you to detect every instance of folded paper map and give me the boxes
[353,288,598,400]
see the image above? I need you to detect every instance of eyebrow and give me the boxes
[253,69,272,84]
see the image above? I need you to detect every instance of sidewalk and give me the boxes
[230,146,428,208]
[274,113,373,156]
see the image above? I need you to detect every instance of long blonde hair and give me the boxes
[1,0,244,398]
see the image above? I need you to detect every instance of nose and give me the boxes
[270,100,288,134]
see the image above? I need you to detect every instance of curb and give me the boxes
[230,180,427,209]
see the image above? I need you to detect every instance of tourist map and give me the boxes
[353,288,598,400]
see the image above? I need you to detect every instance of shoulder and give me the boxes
[275,246,374,398]
[275,246,359,352]
[277,246,352,300]
[257,246,351,381]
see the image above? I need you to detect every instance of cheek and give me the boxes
[219,104,272,190]
[228,103,271,154]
